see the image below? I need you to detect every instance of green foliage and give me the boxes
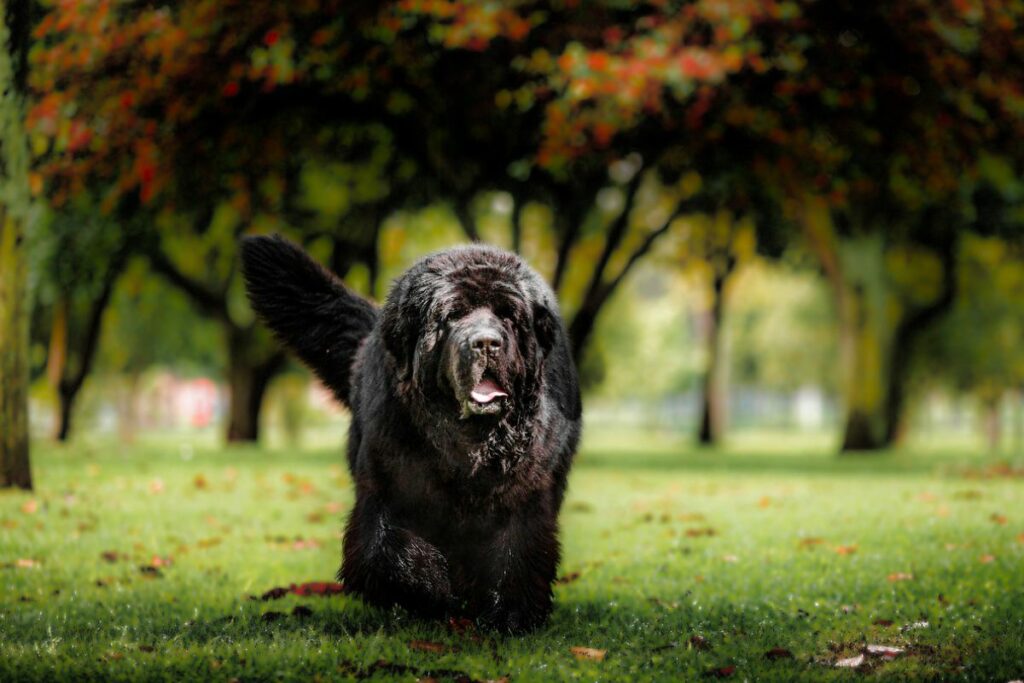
[96,260,223,377]
[1,437,1023,680]
[917,236,1024,400]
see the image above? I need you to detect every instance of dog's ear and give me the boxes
[240,234,377,406]
[533,302,559,355]
[380,278,418,382]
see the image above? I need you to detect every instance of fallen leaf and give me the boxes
[765,647,792,661]
[447,617,475,635]
[873,619,894,627]
[20,500,38,515]
[980,554,996,564]
[410,640,455,654]
[834,545,858,556]
[138,565,163,578]
[555,571,581,585]
[705,665,736,678]
[101,551,121,563]
[260,586,290,601]
[570,646,606,661]
[291,581,344,596]
[798,537,825,548]
[689,635,713,651]
[887,572,914,582]
[15,558,40,568]
[835,654,864,668]
[900,620,929,632]
[865,644,903,659]
[194,474,208,490]
[685,527,717,538]
[990,513,1008,525]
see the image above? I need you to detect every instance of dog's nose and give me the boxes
[470,330,503,354]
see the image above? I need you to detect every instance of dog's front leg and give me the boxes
[340,493,453,618]
[478,506,560,633]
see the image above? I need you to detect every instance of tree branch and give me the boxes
[146,248,229,321]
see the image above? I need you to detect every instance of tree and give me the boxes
[29,1,402,440]
[34,207,132,441]
[0,0,34,489]
[526,0,1024,451]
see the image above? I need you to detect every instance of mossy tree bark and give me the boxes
[0,0,34,489]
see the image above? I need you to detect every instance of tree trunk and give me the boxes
[698,275,727,446]
[0,210,32,489]
[225,330,284,443]
[54,386,74,442]
[983,395,1002,453]
[0,5,33,490]
[117,372,141,444]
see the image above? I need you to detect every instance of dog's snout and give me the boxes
[470,329,503,355]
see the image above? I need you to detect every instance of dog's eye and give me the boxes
[494,303,516,321]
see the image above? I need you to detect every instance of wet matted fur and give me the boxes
[241,236,582,633]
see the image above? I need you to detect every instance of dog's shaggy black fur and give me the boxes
[241,236,581,633]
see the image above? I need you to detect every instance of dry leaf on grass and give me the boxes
[866,644,903,659]
[835,654,864,668]
[409,640,456,654]
[887,572,914,582]
[570,646,606,661]
[689,635,713,651]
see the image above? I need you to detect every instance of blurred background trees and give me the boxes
[1,0,1022,485]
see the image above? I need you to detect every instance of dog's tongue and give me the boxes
[470,378,508,404]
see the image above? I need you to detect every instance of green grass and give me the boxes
[2,430,1023,682]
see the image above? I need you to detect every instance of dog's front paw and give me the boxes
[477,592,545,634]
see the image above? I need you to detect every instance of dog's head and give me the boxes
[381,246,559,427]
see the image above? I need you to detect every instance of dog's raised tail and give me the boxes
[240,234,378,408]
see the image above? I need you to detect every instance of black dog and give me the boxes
[241,236,581,632]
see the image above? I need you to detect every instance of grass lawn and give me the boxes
[2,429,1023,682]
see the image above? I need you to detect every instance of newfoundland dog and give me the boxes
[240,236,581,633]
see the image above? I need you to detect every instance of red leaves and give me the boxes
[222,81,240,98]
[705,664,736,678]
[259,582,344,600]
[263,29,280,47]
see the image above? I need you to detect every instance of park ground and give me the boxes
[1,429,1023,682]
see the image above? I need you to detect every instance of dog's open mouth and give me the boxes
[462,375,509,417]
